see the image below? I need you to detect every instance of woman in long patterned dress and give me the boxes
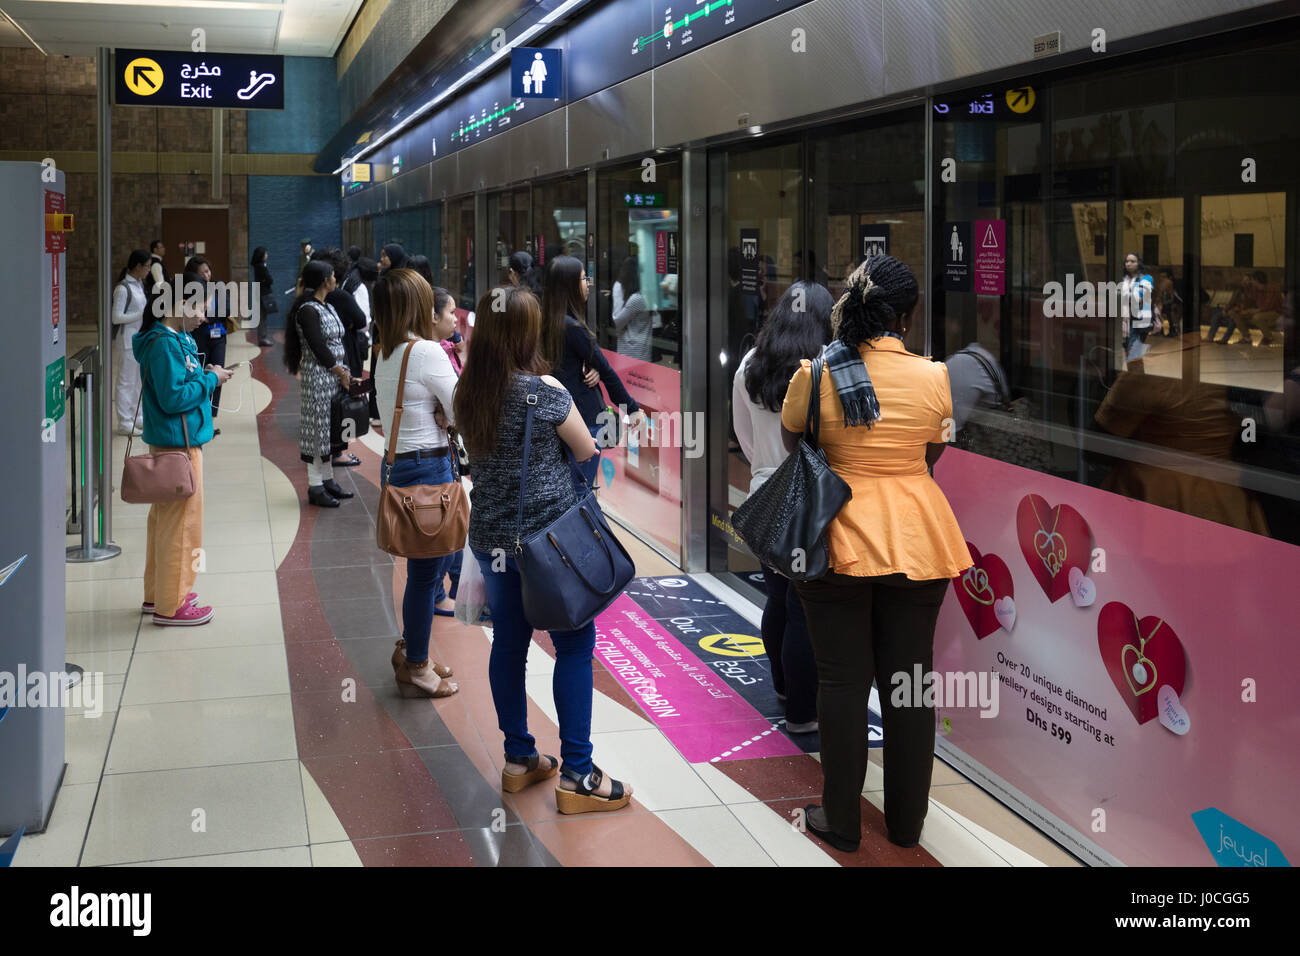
[284,259,353,507]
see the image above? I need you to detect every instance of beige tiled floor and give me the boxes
[19,332,1086,867]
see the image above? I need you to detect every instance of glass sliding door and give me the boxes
[593,157,684,562]
[443,195,476,308]
[487,187,530,285]
[532,174,587,276]
[707,139,804,584]
[807,108,927,353]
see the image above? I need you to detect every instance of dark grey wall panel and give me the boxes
[386,164,434,208]
[430,153,458,200]
[653,0,885,147]
[883,0,1280,95]
[454,134,512,194]
[567,72,654,168]
[507,108,569,184]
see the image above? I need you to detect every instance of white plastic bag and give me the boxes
[454,543,490,625]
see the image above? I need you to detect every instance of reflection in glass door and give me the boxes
[808,108,927,354]
[593,158,684,562]
[487,187,530,285]
[442,196,476,308]
[707,140,804,582]
[531,175,587,274]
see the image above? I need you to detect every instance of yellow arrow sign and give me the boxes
[698,633,765,658]
[1006,85,1035,113]
[125,57,163,96]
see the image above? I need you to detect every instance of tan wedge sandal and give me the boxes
[391,639,453,678]
[501,753,559,793]
[555,765,631,814]
[395,658,458,698]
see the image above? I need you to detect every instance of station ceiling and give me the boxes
[0,0,363,57]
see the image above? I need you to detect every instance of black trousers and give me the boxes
[759,566,818,725]
[367,343,380,422]
[794,571,949,845]
[191,325,226,418]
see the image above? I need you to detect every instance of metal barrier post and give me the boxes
[66,346,120,563]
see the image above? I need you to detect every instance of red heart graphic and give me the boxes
[951,543,1014,640]
[1097,601,1187,725]
[1015,494,1093,603]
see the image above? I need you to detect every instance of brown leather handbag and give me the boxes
[120,342,198,504]
[375,341,469,558]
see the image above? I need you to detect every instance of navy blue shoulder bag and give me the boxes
[514,377,635,631]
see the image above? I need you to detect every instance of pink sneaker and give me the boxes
[152,601,214,626]
[142,593,197,614]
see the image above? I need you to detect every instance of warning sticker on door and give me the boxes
[974,219,1005,295]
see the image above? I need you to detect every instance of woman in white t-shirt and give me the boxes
[111,249,151,435]
[372,267,461,699]
[612,256,655,360]
[730,280,833,734]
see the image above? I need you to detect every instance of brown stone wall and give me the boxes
[0,49,250,331]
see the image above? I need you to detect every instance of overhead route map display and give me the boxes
[350,0,818,187]
[638,0,812,66]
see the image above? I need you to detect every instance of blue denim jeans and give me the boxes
[577,424,602,488]
[381,450,455,664]
[473,548,596,775]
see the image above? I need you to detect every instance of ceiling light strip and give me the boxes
[332,0,586,174]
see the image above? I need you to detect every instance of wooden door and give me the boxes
[160,207,230,281]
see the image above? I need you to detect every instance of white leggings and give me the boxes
[113,343,143,431]
[306,458,335,487]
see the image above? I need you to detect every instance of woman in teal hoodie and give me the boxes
[131,294,233,626]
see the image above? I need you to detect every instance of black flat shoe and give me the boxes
[322,479,354,499]
[804,804,860,853]
[331,454,362,467]
[307,485,340,508]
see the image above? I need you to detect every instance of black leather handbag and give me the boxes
[330,379,371,448]
[732,356,851,581]
[514,377,635,632]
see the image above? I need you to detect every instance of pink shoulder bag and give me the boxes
[120,341,198,504]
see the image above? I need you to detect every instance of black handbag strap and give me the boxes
[516,377,540,553]
[804,356,825,450]
[516,376,587,552]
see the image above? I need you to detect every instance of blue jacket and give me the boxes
[131,323,217,448]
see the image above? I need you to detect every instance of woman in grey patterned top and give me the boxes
[455,285,634,814]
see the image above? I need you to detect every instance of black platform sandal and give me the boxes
[555,765,631,814]
[501,753,559,793]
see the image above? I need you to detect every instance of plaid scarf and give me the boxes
[821,333,902,428]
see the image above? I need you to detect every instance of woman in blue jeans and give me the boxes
[372,268,459,698]
[454,284,633,813]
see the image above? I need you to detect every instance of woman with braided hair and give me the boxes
[780,255,971,854]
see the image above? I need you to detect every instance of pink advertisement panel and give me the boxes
[932,449,1299,866]
[597,353,683,559]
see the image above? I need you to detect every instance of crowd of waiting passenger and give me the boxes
[104,235,1296,843]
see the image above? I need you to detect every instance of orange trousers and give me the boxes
[143,446,204,616]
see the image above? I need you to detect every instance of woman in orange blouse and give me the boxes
[781,255,971,853]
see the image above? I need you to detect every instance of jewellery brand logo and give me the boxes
[1191,808,1290,867]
